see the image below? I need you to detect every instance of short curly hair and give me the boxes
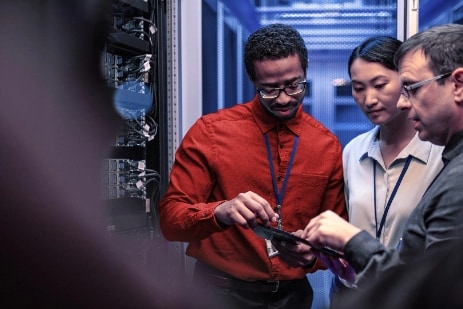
[244,23,308,81]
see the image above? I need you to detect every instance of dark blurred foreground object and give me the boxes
[333,238,463,309]
[0,1,207,307]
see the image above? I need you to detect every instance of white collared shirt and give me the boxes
[343,126,444,248]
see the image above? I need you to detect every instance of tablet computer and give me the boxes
[253,224,344,258]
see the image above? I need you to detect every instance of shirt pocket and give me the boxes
[290,173,329,221]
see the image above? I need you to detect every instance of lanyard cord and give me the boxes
[373,156,412,239]
[263,133,299,230]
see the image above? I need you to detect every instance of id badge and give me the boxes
[265,239,279,258]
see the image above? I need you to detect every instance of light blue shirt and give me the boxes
[343,126,444,248]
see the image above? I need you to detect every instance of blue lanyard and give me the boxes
[264,133,299,229]
[373,156,412,239]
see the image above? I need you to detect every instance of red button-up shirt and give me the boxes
[160,95,347,281]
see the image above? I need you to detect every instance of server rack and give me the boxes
[101,0,187,294]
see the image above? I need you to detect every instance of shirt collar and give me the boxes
[442,129,463,162]
[250,95,303,136]
[359,126,381,162]
[404,133,436,164]
[359,127,435,164]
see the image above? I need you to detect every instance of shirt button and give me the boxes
[279,144,284,149]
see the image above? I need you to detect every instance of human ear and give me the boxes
[452,67,463,104]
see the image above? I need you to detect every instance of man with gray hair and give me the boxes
[288,24,463,300]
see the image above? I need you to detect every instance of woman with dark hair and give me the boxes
[345,35,443,249]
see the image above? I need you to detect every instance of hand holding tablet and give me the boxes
[253,224,344,258]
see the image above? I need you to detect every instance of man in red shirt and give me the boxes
[160,23,347,308]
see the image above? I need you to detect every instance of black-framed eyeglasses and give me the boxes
[257,80,307,99]
[401,72,451,100]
